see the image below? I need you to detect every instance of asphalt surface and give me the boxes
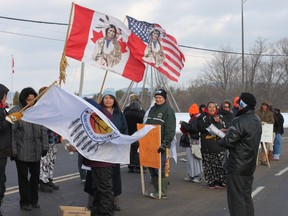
[2,132,288,216]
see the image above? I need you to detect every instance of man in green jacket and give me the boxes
[145,89,176,199]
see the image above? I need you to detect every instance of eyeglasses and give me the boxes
[224,106,230,108]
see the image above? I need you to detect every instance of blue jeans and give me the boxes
[273,133,282,159]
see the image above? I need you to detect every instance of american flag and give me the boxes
[127,16,185,82]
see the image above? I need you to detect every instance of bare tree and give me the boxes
[203,46,241,99]
[245,37,267,92]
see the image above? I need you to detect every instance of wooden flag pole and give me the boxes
[18,81,57,114]
[59,2,75,86]
[97,70,109,103]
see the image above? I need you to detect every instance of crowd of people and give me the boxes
[0,82,285,216]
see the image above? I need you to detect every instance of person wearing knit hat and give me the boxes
[180,103,202,183]
[101,88,116,99]
[256,98,274,166]
[238,93,257,109]
[217,92,262,216]
[154,89,167,100]
[0,83,12,215]
[145,88,176,199]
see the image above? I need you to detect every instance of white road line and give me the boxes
[252,186,265,198]
[275,167,288,176]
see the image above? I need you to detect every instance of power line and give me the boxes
[0,15,67,26]
[0,15,288,57]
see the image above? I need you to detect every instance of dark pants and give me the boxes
[15,160,40,206]
[128,142,140,171]
[148,152,167,178]
[91,167,114,216]
[0,158,7,203]
[227,173,254,216]
[78,153,87,181]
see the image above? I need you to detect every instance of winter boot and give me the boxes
[39,181,53,193]
[48,179,59,190]
[147,177,168,199]
[260,150,268,166]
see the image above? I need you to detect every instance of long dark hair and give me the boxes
[100,95,121,112]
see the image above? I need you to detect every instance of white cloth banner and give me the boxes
[22,85,154,164]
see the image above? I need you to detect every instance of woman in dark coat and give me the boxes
[83,88,128,215]
[0,84,12,215]
[197,102,226,189]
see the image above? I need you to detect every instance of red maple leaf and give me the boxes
[118,38,127,53]
[91,30,104,43]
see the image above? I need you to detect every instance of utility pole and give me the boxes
[241,0,247,91]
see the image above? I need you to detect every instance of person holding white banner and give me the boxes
[83,88,128,215]
[217,92,262,216]
[9,87,49,211]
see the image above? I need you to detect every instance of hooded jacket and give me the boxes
[218,108,262,176]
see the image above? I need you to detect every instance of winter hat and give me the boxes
[233,96,239,107]
[238,92,256,108]
[261,100,269,106]
[154,89,167,100]
[188,103,199,115]
[102,88,116,99]
[129,94,139,101]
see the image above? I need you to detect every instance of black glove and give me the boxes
[157,143,167,154]
[10,154,18,161]
[41,150,48,157]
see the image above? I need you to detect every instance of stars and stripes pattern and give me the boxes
[127,16,185,82]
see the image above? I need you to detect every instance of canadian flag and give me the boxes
[65,4,146,82]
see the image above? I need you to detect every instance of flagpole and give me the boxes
[59,2,75,85]
[97,70,109,103]
[18,81,57,114]
[11,55,14,105]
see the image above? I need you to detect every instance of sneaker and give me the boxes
[192,177,202,183]
[184,176,193,182]
[271,158,279,161]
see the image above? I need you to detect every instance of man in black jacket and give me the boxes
[217,92,262,216]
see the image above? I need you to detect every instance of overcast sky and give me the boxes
[1,0,288,96]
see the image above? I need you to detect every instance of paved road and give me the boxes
[2,135,288,216]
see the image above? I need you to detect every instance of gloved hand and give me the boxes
[5,112,23,124]
[157,143,167,154]
[41,150,48,157]
[10,154,18,161]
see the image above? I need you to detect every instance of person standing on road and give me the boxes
[38,87,61,193]
[272,108,284,161]
[217,92,262,216]
[180,103,202,183]
[197,102,226,189]
[9,87,49,211]
[0,84,12,216]
[256,101,274,165]
[145,89,176,199]
[83,88,128,215]
[123,94,145,173]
